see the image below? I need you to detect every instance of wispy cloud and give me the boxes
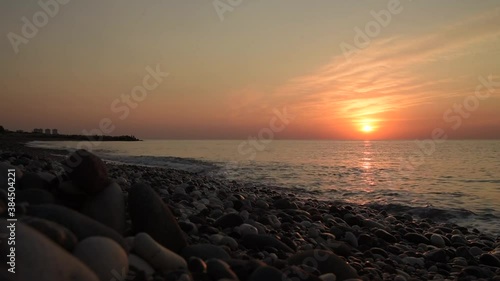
[230,9,500,131]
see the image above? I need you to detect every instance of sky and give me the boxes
[1,0,499,140]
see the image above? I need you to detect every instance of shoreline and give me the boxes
[1,141,499,280]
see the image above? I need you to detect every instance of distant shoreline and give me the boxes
[0,131,142,143]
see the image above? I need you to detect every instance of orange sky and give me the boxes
[1,1,499,139]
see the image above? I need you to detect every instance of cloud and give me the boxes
[232,9,500,129]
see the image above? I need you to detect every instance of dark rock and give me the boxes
[456,246,475,261]
[479,253,500,267]
[20,216,78,251]
[247,266,284,281]
[17,188,55,205]
[0,219,99,281]
[404,232,430,244]
[226,259,266,281]
[282,266,322,281]
[61,149,111,194]
[241,234,294,253]
[26,204,127,250]
[128,183,187,253]
[81,181,126,234]
[375,229,397,243]
[288,250,359,281]
[214,213,244,228]
[187,257,207,273]
[206,259,239,280]
[369,247,389,258]
[73,237,129,281]
[424,248,448,263]
[460,266,493,279]
[181,244,230,260]
[273,198,297,209]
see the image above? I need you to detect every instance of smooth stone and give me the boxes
[81,181,126,234]
[214,213,244,228]
[424,248,448,263]
[267,215,281,228]
[20,216,78,251]
[282,265,323,281]
[181,244,230,260]
[319,273,337,281]
[133,232,187,273]
[402,257,424,267]
[430,234,446,248]
[344,232,358,248]
[188,257,207,273]
[17,188,55,205]
[73,237,129,281]
[237,224,258,236]
[241,234,294,253]
[451,234,468,245]
[26,204,127,250]
[129,254,155,277]
[273,198,297,209]
[479,253,500,267]
[404,233,430,244]
[61,149,111,194]
[247,266,284,281]
[374,229,397,243]
[255,199,269,209]
[128,183,187,253]
[288,250,359,281]
[220,236,238,250]
[469,246,483,256]
[0,219,99,281]
[206,259,239,281]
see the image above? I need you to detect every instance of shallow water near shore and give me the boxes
[28,140,500,235]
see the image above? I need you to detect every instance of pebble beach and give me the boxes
[1,141,500,281]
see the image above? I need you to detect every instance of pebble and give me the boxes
[430,234,446,248]
[181,244,231,260]
[20,216,78,251]
[81,181,126,234]
[345,232,358,248]
[479,253,500,267]
[247,266,284,281]
[129,254,155,277]
[128,183,187,253]
[0,219,99,281]
[62,149,111,194]
[237,223,259,236]
[133,232,187,273]
[73,236,129,281]
[27,204,127,250]
[241,234,294,253]
[404,233,430,244]
[288,250,359,280]
[214,213,244,228]
[206,259,239,280]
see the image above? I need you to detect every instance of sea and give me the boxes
[28,140,500,235]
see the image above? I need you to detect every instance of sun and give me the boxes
[361,124,374,133]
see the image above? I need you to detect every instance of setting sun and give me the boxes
[361,124,374,133]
